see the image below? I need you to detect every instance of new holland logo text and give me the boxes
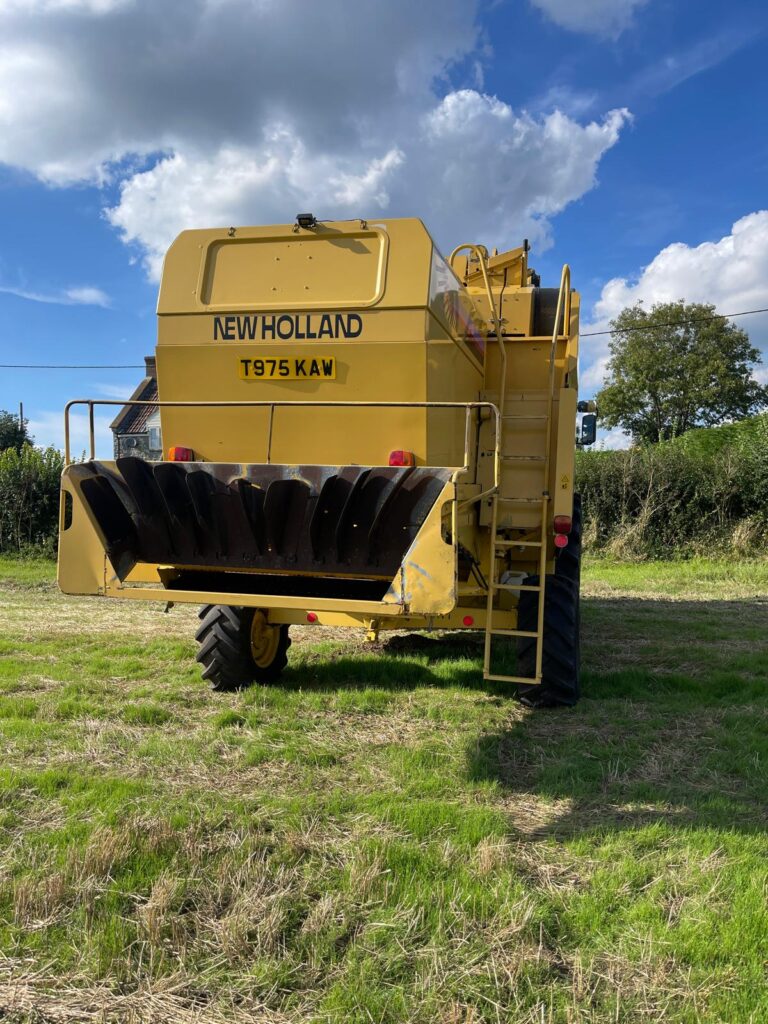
[213,313,362,342]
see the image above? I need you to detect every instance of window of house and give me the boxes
[148,426,162,451]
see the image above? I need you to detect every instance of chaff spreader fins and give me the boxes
[69,458,451,584]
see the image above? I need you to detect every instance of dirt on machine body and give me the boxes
[59,215,596,705]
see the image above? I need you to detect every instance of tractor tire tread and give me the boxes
[195,604,291,691]
[516,574,580,707]
[195,605,257,692]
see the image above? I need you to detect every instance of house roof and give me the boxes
[110,356,158,434]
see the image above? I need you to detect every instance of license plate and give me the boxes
[238,356,336,380]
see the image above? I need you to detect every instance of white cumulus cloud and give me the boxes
[108,97,629,279]
[0,0,479,184]
[581,211,768,393]
[0,0,633,277]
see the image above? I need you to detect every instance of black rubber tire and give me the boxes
[195,605,290,692]
[516,575,580,707]
[556,493,582,684]
[515,495,582,707]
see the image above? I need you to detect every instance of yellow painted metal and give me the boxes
[155,219,485,468]
[197,225,389,310]
[58,216,582,690]
[250,611,281,667]
[57,475,107,595]
[265,606,517,630]
[554,387,578,520]
[381,479,456,615]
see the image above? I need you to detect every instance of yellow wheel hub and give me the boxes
[250,611,280,668]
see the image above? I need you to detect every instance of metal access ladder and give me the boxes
[482,265,571,686]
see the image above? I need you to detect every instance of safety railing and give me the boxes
[64,399,501,566]
[64,396,501,489]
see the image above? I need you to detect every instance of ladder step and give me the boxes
[497,497,546,504]
[500,455,546,462]
[488,628,539,638]
[502,414,547,421]
[484,673,541,685]
[494,540,542,548]
[492,583,541,592]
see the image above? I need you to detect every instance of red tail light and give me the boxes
[168,446,194,462]
[554,534,569,549]
[553,515,572,535]
[388,450,415,467]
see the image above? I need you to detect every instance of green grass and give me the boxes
[583,555,768,598]
[0,553,57,588]
[0,557,767,1022]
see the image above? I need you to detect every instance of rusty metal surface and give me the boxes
[70,458,450,582]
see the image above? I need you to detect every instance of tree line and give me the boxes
[0,413,64,554]
[595,300,766,443]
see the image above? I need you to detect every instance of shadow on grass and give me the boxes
[462,598,768,837]
[277,596,768,836]
[279,632,496,693]
[465,702,768,837]
[279,595,768,705]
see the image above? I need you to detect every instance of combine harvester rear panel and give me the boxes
[59,216,595,706]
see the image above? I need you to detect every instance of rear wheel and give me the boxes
[515,495,582,707]
[516,575,580,707]
[195,605,290,691]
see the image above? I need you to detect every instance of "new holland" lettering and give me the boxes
[214,313,362,341]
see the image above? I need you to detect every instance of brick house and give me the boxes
[110,356,162,461]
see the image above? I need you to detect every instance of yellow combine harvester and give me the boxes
[58,216,596,707]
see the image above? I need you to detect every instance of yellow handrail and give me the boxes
[63,397,500,480]
[447,243,505,504]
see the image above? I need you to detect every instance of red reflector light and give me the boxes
[462,615,474,627]
[306,612,318,623]
[554,534,568,549]
[388,450,415,467]
[168,446,194,462]
[553,515,572,535]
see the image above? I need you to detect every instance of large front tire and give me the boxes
[195,605,290,692]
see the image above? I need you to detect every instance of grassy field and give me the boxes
[0,556,767,1023]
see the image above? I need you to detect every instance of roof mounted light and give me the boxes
[295,213,317,230]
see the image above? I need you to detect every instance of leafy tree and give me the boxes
[596,301,767,443]
[0,409,32,452]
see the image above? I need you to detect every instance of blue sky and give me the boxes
[1,0,767,455]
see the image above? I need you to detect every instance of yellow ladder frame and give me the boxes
[482,265,571,686]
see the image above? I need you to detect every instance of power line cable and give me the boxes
[581,306,768,337]
[1,306,767,368]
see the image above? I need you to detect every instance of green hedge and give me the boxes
[575,414,768,557]
[2,415,766,560]
[0,444,64,554]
